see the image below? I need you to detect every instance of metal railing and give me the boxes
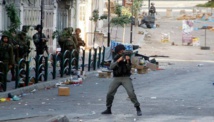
[0,47,106,92]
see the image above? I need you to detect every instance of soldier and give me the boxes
[33,24,48,57]
[58,27,78,75]
[67,27,77,52]
[58,28,69,54]
[33,24,48,80]
[149,3,157,18]
[18,26,31,60]
[0,35,14,91]
[16,31,30,67]
[101,44,142,116]
[73,28,85,50]
[59,27,77,54]
[9,30,19,81]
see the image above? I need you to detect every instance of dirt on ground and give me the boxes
[133,13,214,61]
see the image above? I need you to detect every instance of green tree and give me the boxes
[1,4,21,40]
[5,3,21,32]
[196,0,214,7]
[90,10,107,47]
[132,0,144,26]
[111,4,131,42]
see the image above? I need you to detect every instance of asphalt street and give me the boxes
[0,59,214,122]
[1,6,214,122]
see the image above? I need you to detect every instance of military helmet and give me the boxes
[35,24,43,30]
[68,27,73,32]
[1,35,9,41]
[22,25,30,33]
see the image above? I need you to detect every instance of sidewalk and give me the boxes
[0,71,96,98]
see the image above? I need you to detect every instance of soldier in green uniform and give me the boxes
[59,27,77,55]
[60,27,77,52]
[0,35,14,91]
[16,31,30,68]
[9,30,19,81]
[17,26,31,60]
[73,28,85,50]
[58,28,69,54]
[58,27,78,74]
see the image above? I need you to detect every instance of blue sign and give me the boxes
[111,40,133,51]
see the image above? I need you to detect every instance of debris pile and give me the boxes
[177,13,213,20]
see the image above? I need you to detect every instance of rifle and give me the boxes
[113,50,134,62]
[122,50,134,58]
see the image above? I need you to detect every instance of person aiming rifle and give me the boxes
[101,44,142,116]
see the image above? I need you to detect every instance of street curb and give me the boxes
[0,71,97,98]
[47,115,69,122]
[0,77,68,98]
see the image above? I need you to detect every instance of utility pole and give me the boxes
[148,0,150,14]
[130,2,133,44]
[107,0,110,47]
[40,0,44,37]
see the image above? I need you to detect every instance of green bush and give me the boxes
[196,0,214,7]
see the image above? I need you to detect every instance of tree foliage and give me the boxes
[111,16,131,27]
[196,0,214,7]
[111,4,131,27]
[5,4,21,32]
[133,0,144,17]
[89,9,107,22]
[115,4,122,17]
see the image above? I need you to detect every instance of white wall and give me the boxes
[0,1,3,35]
[98,0,104,29]
[53,0,58,51]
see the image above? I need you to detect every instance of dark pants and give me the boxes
[106,77,140,107]
[0,62,9,91]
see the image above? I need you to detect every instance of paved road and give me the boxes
[1,6,214,122]
[1,60,214,122]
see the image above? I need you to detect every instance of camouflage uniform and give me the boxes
[58,27,78,74]
[59,27,77,53]
[0,35,14,90]
[58,28,69,53]
[9,31,19,81]
[10,31,19,63]
[58,27,78,58]
[16,32,30,61]
[73,28,85,50]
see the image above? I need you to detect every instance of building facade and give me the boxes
[0,0,105,54]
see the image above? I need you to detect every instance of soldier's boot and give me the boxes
[101,107,112,114]
[136,106,142,116]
